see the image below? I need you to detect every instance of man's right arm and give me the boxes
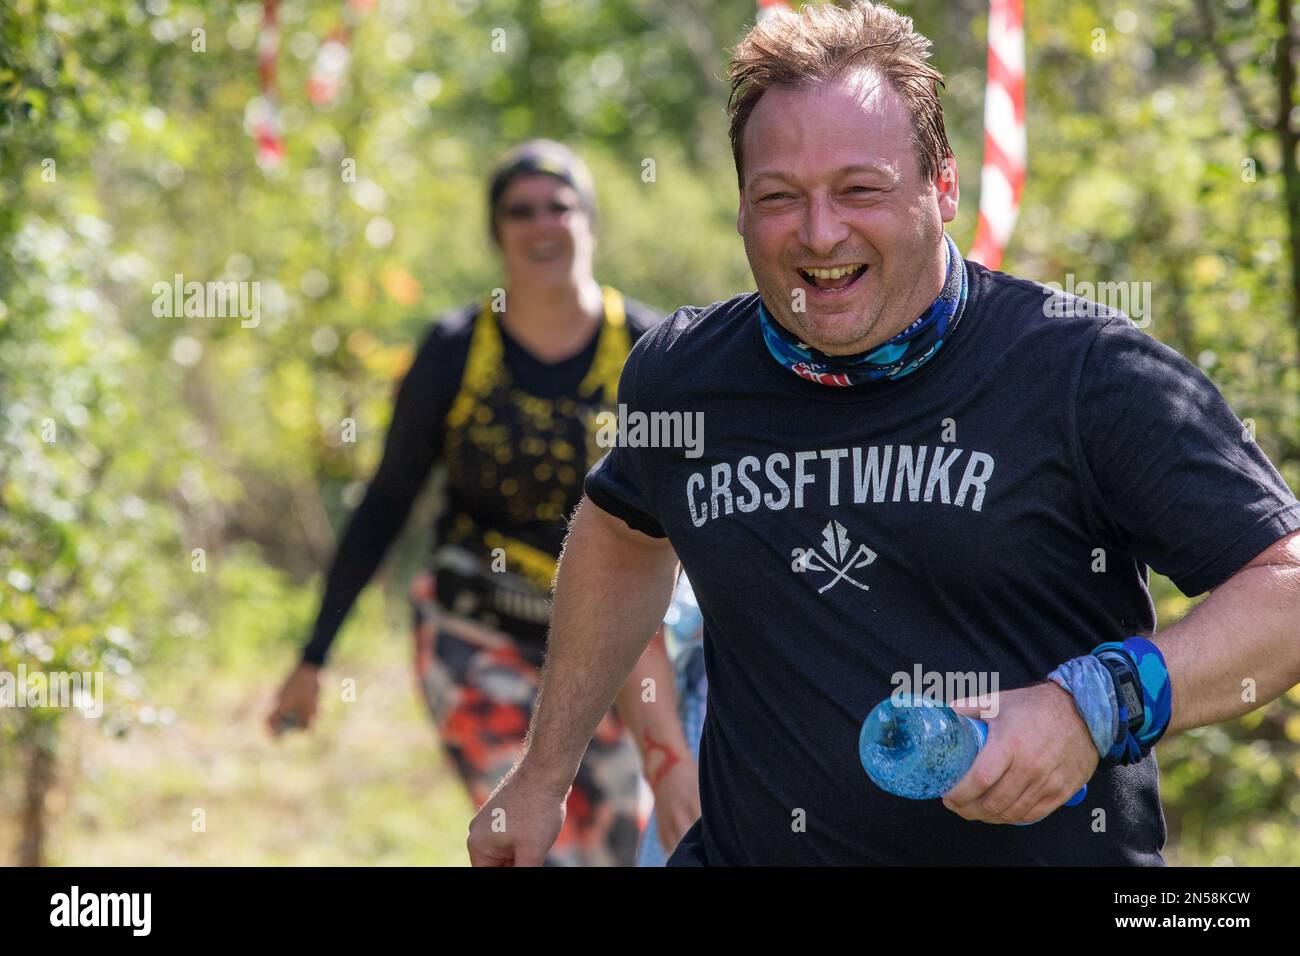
[466,495,678,866]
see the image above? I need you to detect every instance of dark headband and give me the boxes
[487,140,598,241]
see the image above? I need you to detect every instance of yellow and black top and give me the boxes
[303,288,661,665]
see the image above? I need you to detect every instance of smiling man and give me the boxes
[466,1,1300,865]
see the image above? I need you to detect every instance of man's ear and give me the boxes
[736,187,746,236]
[936,154,959,222]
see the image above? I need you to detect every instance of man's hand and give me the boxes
[942,682,1097,825]
[268,661,320,736]
[467,767,568,867]
[651,758,702,853]
[466,497,676,865]
[466,496,675,864]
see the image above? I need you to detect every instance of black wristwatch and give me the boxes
[1097,652,1146,742]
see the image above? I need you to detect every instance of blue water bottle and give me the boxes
[858,696,1085,822]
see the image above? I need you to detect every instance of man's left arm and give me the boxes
[1154,528,1300,733]
[947,317,1300,825]
[946,531,1300,825]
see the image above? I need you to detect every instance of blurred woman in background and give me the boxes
[268,139,661,865]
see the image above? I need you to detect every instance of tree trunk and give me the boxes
[18,724,56,867]
[1278,0,1300,359]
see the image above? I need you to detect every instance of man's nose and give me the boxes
[798,194,851,258]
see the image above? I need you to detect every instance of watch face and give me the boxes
[1119,679,1143,725]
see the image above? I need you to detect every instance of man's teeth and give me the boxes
[804,264,865,279]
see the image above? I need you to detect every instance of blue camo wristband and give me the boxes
[1048,636,1172,768]
[1095,636,1173,764]
[1047,654,1119,757]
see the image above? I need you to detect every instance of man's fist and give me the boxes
[467,768,568,867]
[942,681,1098,825]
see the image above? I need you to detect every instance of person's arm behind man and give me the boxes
[616,625,703,855]
[466,496,678,866]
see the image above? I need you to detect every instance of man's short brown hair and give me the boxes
[727,0,952,188]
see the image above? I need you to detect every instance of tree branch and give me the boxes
[1193,0,1267,130]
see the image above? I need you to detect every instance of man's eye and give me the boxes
[847,186,878,194]
[760,192,791,202]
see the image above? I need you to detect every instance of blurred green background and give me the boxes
[2,0,1299,865]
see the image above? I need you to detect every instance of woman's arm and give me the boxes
[271,325,464,735]
[299,332,455,666]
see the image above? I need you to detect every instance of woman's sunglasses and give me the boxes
[498,199,581,223]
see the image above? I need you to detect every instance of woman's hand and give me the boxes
[268,662,321,737]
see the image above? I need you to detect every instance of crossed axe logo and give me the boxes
[794,520,878,594]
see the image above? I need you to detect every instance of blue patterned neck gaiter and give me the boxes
[758,233,967,387]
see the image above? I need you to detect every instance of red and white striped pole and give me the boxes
[252,0,285,169]
[252,0,378,166]
[967,0,1026,270]
[307,0,379,106]
[757,0,790,22]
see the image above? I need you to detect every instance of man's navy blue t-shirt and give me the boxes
[584,259,1300,866]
